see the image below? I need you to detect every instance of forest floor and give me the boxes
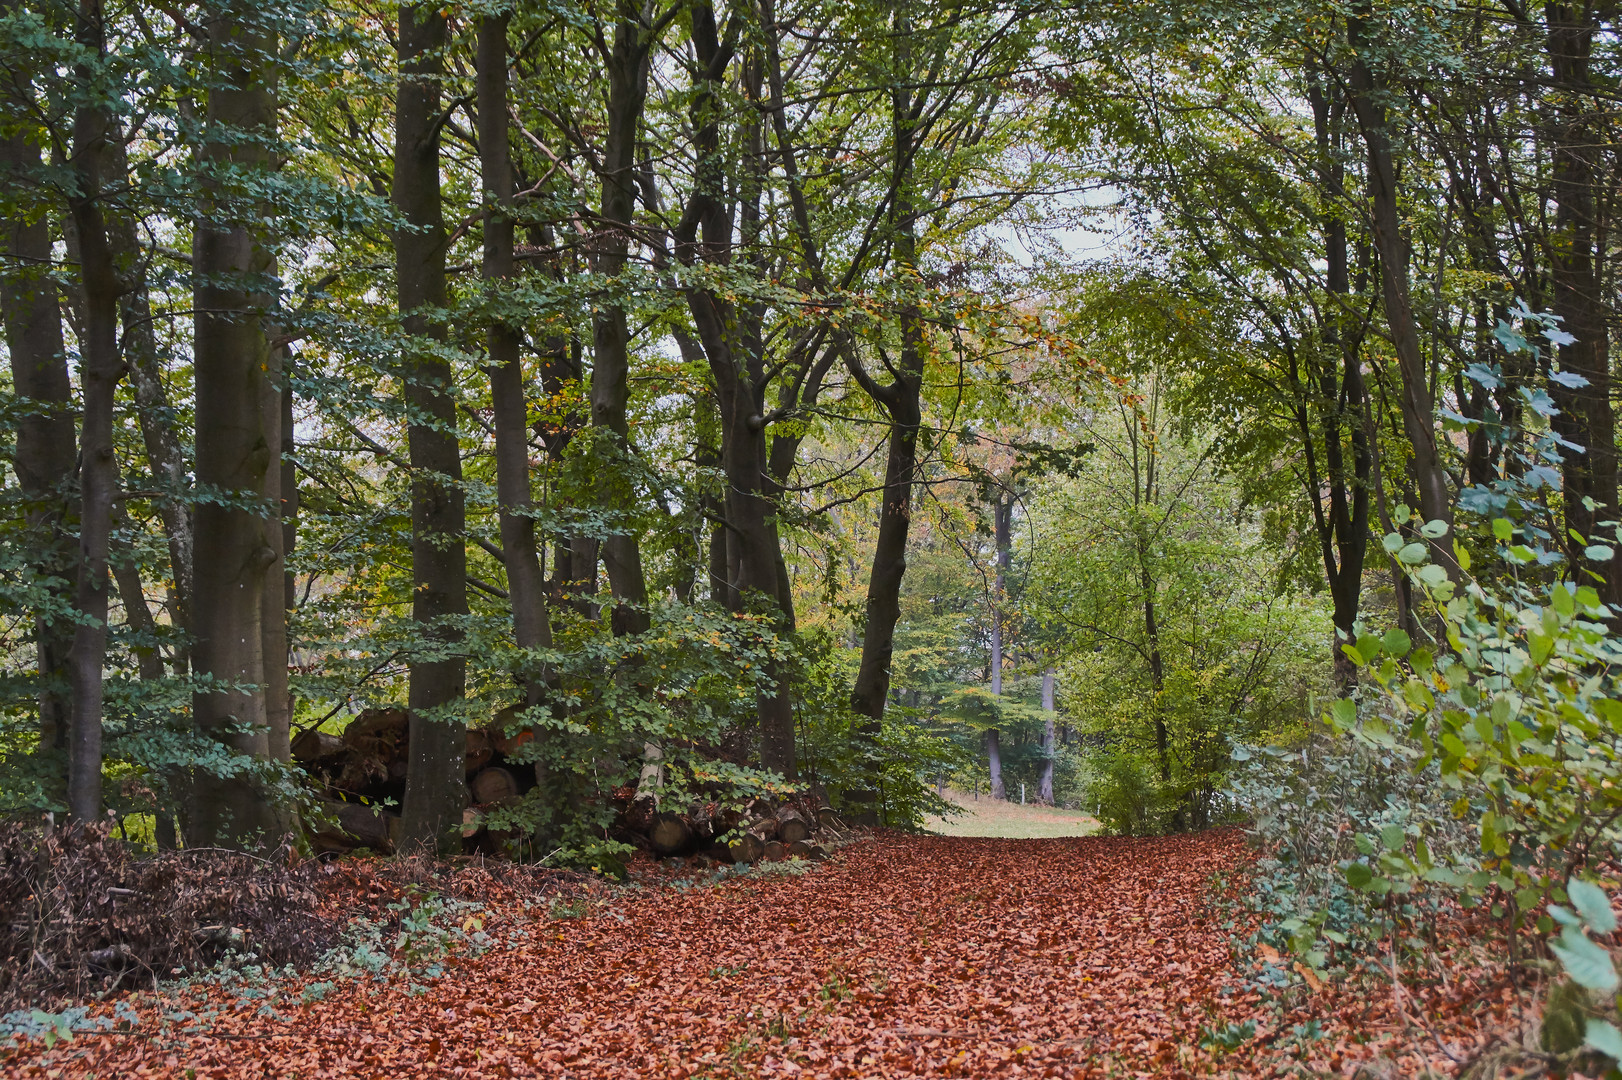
[923,789,1098,838]
[1,831,1526,1079]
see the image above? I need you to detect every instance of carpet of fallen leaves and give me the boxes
[1,830,1531,1078]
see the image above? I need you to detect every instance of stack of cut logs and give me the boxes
[292,707,541,856]
[292,708,848,864]
[616,788,844,864]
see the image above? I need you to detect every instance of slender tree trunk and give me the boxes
[188,5,282,846]
[1543,3,1617,603]
[396,1,469,850]
[63,0,124,823]
[1346,17,1454,568]
[590,0,653,637]
[260,340,289,763]
[987,496,1010,800]
[108,137,192,673]
[1039,668,1055,804]
[479,10,550,707]
[1,128,76,756]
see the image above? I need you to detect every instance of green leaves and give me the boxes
[1550,925,1618,993]
[1586,1018,1622,1061]
[1570,878,1618,935]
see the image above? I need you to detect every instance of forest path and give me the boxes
[12,831,1252,1079]
[923,789,1100,838]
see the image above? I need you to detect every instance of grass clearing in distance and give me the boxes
[924,787,1099,838]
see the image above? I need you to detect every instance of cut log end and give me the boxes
[649,812,693,855]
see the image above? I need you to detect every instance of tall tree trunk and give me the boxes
[1,128,76,756]
[677,7,795,777]
[188,4,282,845]
[986,496,1010,800]
[396,1,469,850]
[479,10,550,706]
[1543,2,1617,603]
[846,15,927,818]
[1346,16,1454,568]
[1039,668,1055,804]
[63,0,123,823]
[590,0,653,637]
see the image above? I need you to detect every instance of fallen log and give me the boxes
[763,840,786,862]
[748,816,780,842]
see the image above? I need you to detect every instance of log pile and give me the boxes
[292,707,540,856]
[612,790,846,866]
[293,708,850,864]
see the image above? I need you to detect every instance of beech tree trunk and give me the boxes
[677,8,796,777]
[188,5,282,845]
[846,21,926,818]
[479,10,550,703]
[63,0,133,822]
[589,0,653,637]
[1,126,76,755]
[396,1,470,850]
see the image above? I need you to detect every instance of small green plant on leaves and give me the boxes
[1197,1018,1257,1053]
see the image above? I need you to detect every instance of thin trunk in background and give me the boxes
[260,339,289,762]
[189,3,283,845]
[1543,3,1618,602]
[1346,15,1454,567]
[396,0,469,850]
[108,137,192,674]
[1039,668,1055,804]
[986,495,1010,801]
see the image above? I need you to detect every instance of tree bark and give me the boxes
[589,0,654,637]
[1,126,76,756]
[63,0,124,823]
[845,16,927,818]
[479,10,551,704]
[188,4,282,845]
[396,1,470,851]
